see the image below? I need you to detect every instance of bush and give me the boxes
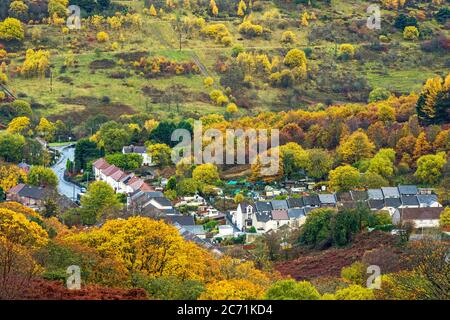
[281,31,296,44]
[368,87,391,103]
[265,280,321,300]
[96,31,110,42]
[403,26,419,41]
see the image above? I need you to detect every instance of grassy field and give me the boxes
[4,0,448,122]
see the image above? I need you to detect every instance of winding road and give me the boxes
[50,145,81,201]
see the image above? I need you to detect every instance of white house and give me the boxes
[394,207,444,229]
[122,145,152,166]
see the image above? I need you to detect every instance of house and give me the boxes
[183,225,207,239]
[398,185,418,196]
[18,162,31,174]
[398,207,444,229]
[122,145,152,166]
[217,225,234,238]
[350,190,368,202]
[416,194,441,208]
[231,202,255,231]
[271,210,290,229]
[381,187,400,199]
[400,195,420,208]
[318,194,337,207]
[303,195,320,207]
[252,211,272,232]
[368,189,384,200]
[7,184,48,209]
[287,197,304,208]
[287,208,306,227]
[270,200,289,210]
[93,158,152,194]
[163,214,195,226]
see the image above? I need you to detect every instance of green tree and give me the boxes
[306,149,333,180]
[148,143,172,167]
[104,153,143,171]
[265,279,321,300]
[0,132,25,163]
[192,163,220,185]
[329,165,360,192]
[415,152,446,185]
[299,208,335,249]
[74,138,99,172]
[80,181,121,225]
[367,149,396,179]
[334,285,374,300]
[28,166,58,188]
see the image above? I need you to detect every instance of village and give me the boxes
[5,140,446,255]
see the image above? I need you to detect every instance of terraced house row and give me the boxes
[231,185,443,233]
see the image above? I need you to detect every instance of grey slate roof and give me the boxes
[336,192,352,202]
[350,190,368,201]
[183,225,206,235]
[17,185,47,200]
[401,195,420,207]
[151,197,173,207]
[368,189,384,200]
[398,185,418,195]
[287,208,305,219]
[255,201,272,212]
[255,211,272,222]
[416,194,439,207]
[381,187,400,198]
[368,199,385,210]
[271,200,289,210]
[384,197,401,208]
[303,195,320,206]
[287,197,304,208]
[318,194,336,204]
[123,145,147,154]
[164,215,195,226]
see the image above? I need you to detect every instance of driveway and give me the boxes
[50,145,81,201]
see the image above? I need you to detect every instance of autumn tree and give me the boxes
[8,1,29,21]
[0,18,24,42]
[7,116,32,136]
[192,163,220,185]
[305,149,333,180]
[0,164,27,192]
[21,49,50,78]
[66,217,217,281]
[200,279,265,300]
[0,205,48,299]
[337,130,375,164]
[413,132,432,161]
[36,118,56,141]
[0,132,26,163]
[367,148,396,179]
[280,142,308,178]
[334,285,374,300]
[416,73,449,124]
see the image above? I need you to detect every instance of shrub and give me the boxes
[281,31,296,44]
[403,26,419,41]
[96,31,110,42]
[338,43,356,59]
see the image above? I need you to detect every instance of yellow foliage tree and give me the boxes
[199,279,265,300]
[7,116,32,136]
[0,164,27,192]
